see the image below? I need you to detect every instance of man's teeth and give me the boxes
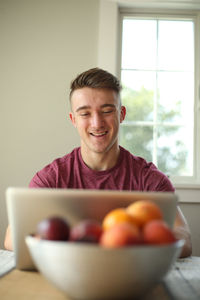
[91,132,107,136]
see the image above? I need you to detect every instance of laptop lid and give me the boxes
[6,187,178,270]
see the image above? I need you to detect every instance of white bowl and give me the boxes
[26,236,183,300]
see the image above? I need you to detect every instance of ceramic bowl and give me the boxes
[26,235,183,300]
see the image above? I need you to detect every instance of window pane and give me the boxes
[158,20,194,71]
[120,125,153,162]
[157,125,193,176]
[122,19,157,69]
[157,72,194,123]
[121,70,155,121]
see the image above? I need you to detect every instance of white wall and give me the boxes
[0,0,100,248]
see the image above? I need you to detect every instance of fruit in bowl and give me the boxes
[37,216,70,241]
[143,220,177,245]
[126,199,163,227]
[100,200,177,248]
[100,222,142,247]
[70,219,103,243]
[26,200,183,300]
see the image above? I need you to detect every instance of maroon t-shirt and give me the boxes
[29,146,174,192]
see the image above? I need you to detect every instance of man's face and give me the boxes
[69,87,126,155]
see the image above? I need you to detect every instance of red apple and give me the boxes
[37,216,70,241]
[70,219,103,243]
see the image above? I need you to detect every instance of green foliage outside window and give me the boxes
[120,86,187,176]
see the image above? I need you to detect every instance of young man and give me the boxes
[4,68,192,257]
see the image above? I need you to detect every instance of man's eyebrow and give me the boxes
[75,105,91,112]
[101,104,116,109]
[75,104,116,113]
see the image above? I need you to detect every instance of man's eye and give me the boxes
[103,110,113,114]
[80,112,89,116]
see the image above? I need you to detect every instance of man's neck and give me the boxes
[80,145,120,171]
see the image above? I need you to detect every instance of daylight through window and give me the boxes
[120,15,195,183]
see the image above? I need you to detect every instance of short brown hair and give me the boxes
[69,67,122,99]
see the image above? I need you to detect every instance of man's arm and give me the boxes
[153,172,192,257]
[173,206,192,258]
[4,225,13,251]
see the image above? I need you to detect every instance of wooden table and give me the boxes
[0,250,200,300]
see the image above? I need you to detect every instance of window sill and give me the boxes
[175,184,200,190]
[175,185,200,203]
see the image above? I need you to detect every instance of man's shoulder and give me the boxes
[120,146,151,167]
[52,147,80,166]
[121,146,164,174]
[29,147,81,188]
[35,147,80,175]
[120,146,174,192]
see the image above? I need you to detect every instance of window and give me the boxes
[119,9,200,186]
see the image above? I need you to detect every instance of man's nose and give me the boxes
[91,112,104,127]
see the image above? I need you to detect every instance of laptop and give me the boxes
[6,187,178,270]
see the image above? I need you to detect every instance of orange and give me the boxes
[102,208,137,231]
[126,200,163,228]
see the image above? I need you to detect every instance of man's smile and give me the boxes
[90,131,108,137]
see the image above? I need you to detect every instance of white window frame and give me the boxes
[118,7,200,188]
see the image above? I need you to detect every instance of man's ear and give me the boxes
[69,112,76,127]
[120,106,126,123]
